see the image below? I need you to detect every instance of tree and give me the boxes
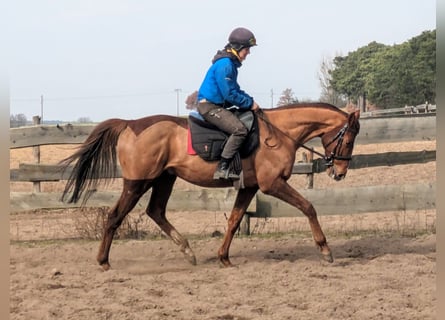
[329,29,436,109]
[402,30,436,104]
[77,117,92,123]
[364,30,436,108]
[277,88,298,106]
[317,54,347,107]
[10,114,27,128]
[330,41,387,110]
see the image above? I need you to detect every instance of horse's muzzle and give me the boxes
[327,167,347,181]
[332,173,346,181]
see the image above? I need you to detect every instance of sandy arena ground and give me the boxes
[10,140,436,319]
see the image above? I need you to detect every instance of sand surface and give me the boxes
[10,140,436,319]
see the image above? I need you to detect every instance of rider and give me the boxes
[197,27,260,180]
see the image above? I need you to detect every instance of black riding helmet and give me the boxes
[228,27,257,51]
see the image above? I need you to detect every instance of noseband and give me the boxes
[296,122,351,167]
[323,123,352,166]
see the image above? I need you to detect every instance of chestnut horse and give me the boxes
[61,103,360,270]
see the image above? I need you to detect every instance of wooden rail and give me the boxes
[10,182,435,217]
[361,104,436,117]
[10,150,436,182]
[10,114,436,149]
[253,183,436,217]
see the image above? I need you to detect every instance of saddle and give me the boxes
[187,110,259,162]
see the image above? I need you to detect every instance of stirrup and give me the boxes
[213,168,227,180]
[226,171,240,180]
[213,169,240,180]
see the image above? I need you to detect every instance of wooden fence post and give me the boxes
[32,116,41,193]
[303,149,314,189]
[239,214,251,236]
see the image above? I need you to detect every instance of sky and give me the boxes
[5,0,436,122]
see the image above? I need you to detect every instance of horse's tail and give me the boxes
[60,118,128,204]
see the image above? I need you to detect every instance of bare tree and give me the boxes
[317,54,347,107]
[77,117,92,123]
[10,113,28,127]
[277,88,298,106]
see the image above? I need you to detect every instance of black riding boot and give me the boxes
[214,157,240,180]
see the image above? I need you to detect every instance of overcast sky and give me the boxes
[6,0,436,122]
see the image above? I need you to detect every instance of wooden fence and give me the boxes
[10,114,436,234]
[361,104,436,117]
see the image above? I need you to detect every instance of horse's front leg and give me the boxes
[262,179,333,263]
[218,186,258,267]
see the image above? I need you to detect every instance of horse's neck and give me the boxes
[265,107,346,143]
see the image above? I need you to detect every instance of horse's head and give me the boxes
[321,110,360,181]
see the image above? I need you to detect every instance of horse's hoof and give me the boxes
[183,248,197,265]
[100,263,111,271]
[321,251,334,263]
[218,258,234,268]
[186,255,197,266]
[317,243,334,263]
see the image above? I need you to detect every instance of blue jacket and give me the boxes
[198,52,254,110]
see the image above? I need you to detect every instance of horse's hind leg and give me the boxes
[146,171,197,265]
[97,179,152,270]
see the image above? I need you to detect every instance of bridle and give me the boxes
[255,110,353,167]
[322,123,352,166]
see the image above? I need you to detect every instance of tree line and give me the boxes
[10,114,93,128]
[321,29,436,110]
[249,29,436,110]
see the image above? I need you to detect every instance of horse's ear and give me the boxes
[348,110,361,133]
[354,109,360,119]
[348,109,360,123]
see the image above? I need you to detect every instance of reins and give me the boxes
[255,109,351,166]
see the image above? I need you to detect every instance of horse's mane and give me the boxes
[266,102,348,116]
